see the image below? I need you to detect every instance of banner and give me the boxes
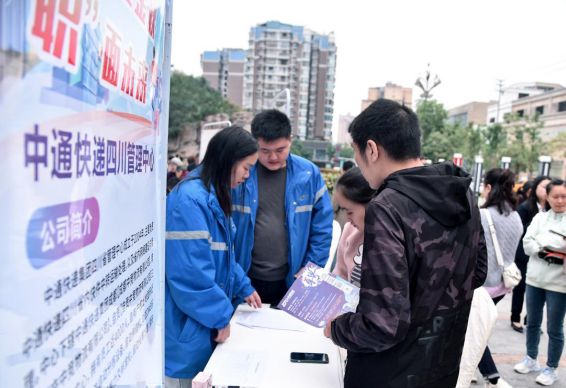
[0,1,170,386]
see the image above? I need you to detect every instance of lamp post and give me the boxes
[415,64,441,101]
[199,120,232,161]
[271,88,291,117]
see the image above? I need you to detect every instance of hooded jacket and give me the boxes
[165,177,255,378]
[331,162,487,388]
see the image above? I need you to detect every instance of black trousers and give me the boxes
[249,277,288,306]
[511,259,528,323]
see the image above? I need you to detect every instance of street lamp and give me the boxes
[271,88,291,117]
[415,64,441,101]
[199,120,232,162]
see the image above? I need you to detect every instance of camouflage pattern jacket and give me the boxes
[331,163,487,388]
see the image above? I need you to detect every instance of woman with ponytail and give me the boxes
[476,168,524,388]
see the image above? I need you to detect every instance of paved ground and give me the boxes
[476,294,565,388]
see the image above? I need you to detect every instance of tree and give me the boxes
[483,123,507,169]
[339,145,354,159]
[463,124,484,164]
[290,139,312,160]
[168,71,236,137]
[548,132,566,158]
[326,143,336,160]
[416,99,447,141]
[502,114,546,175]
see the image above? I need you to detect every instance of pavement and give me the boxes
[475,294,565,388]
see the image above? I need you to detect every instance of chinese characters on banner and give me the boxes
[0,1,170,387]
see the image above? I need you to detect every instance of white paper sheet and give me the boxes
[235,308,306,332]
[209,351,266,387]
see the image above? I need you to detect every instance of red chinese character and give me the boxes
[135,60,148,103]
[31,0,56,53]
[148,8,156,39]
[101,25,121,87]
[31,0,82,67]
[135,0,147,24]
[121,47,135,97]
[53,0,82,66]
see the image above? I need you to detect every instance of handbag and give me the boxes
[482,209,522,289]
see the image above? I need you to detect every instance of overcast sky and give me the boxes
[171,0,566,133]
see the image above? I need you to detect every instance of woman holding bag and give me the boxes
[477,168,523,388]
[514,179,566,386]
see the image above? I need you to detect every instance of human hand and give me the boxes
[214,324,230,343]
[324,320,333,338]
[245,291,262,309]
[294,266,305,278]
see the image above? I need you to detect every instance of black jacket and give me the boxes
[331,163,487,388]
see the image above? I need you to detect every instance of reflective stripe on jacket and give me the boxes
[232,154,334,286]
[165,178,254,378]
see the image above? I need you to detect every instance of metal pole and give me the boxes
[271,88,291,117]
[199,120,232,161]
[473,155,484,195]
[538,155,552,176]
[501,156,511,170]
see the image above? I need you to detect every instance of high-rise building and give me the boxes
[361,82,412,111]
[201,48,246,107]
[336,114,355,145]
[243,21,337,141]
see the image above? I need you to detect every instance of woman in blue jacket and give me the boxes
[164,126,262,385]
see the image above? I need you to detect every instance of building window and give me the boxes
[535,105,544,115]
[518,93,529,99]
[517,109,524,117]
[558,101,566,112]
[489,117,495,123]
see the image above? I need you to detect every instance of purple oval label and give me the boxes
[26,198,100,268]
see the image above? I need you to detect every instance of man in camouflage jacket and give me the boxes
[325,99,487,388]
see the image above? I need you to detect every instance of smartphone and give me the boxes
[290,352,329,364]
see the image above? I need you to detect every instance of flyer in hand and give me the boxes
[277,263,359,328]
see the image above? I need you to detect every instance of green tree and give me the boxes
[463,124,484,163]
[503,114,546,175]
[416,99,447,141]
[548,132,566,158]
[339,145,354,158]
[483,123,507,169]
[326,143,336,160]
[291,139,312,159]
[168,71,237,137]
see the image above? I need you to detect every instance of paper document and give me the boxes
[277,262,359,328]
[235,308,306,331]
[208,351,265,387]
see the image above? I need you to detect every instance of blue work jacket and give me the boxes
[165,177,254,378]
[231,154,333,286]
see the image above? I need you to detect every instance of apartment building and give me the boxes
[243,21,337,141]
[361,82,412,111]
[201,48,246,107]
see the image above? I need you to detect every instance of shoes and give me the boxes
[484,378,512,388]
[514,355,542,374]
[511,321,524,333]
[535,367,558,386]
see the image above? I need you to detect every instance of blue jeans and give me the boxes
[526,285,566,368]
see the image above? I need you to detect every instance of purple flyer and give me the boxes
[277,262,360,328]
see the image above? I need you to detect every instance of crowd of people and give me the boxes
[163,99,565,388]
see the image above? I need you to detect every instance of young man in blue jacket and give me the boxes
[232,109,334,305]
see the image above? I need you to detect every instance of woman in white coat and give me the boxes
[514,179,566,386]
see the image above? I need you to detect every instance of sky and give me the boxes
[170,0,566,136]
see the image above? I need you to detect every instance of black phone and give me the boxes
[290,352,329,364]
